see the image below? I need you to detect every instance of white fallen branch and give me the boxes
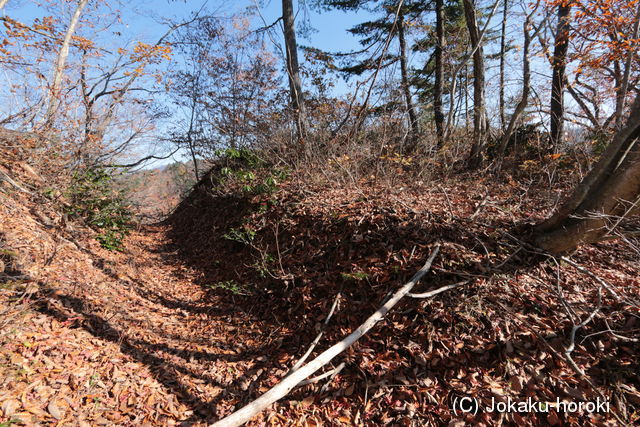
[319,362,346,393]
[0,170,33,195]
[286,290,342,375]
[211,246,452,427]
[296,362,345,387]
[408,280,468,298]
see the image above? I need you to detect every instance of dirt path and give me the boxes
[1,221,275,425]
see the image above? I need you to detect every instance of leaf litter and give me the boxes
[0,159,638,426]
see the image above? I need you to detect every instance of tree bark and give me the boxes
[535,95,640,253]
[463,0,487,168]
[282,0,307,142]
[549,2,571,150]
[614,0,640,129]
[43,0,90,127]
[434,0,445,149]
[398,10,420,151]
[499,0,508,132]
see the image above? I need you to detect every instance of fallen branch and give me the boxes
[297,362,345,387]
[0,170,33,195]
[408,280,468,298]
[287,289,342,375]
[211,246,453,427]
[319,362,346,393]
[559,256,630,305]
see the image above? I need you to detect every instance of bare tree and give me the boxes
[434,0,445,149]
[496,2,546,161]
[397,8,420,149]
[463,0,487,168]
[614,0,640,129]
[443,0,500,142]
[498,0,508,131]
[282,0,308,142]
[43,0,90,127]
[549,1,571,149]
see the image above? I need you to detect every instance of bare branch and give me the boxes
[108,147,181,168]
[297,362,345,387]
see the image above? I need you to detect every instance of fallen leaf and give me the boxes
[1,399,21,417]
[48,399,65,419]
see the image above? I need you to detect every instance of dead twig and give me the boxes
[297,362,345,387]
[437,185,455,219]
[319,362,346,393]
[491,297,628,425]
[470,189,490,219]
[0,170,33,195]
[559,256,637,307]
[564,286,602,376]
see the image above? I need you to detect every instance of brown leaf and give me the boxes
[546,410,561,426]
[344,384,355,396]
[301,396,314,408]
[48,399,65,419]
[1,399,21,417]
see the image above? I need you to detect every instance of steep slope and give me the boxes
[166,163,639,425]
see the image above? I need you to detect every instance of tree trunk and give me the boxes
[614,0,640,129]
[434,0,445,150]
[43,0,90,127]
[398,11,420,151]
[463,0,487,168]
[549,2,571,150]
[496,2,547,163]
[187,76,200,181]
[464,63,469,132]
[497,12,532,161]
[282,0,307,142]
[535,95,640,253]
[499,0,508,131]
[0,0,9,10]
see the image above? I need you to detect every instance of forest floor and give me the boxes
[1,155,639,426]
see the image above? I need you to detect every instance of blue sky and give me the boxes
[138,1,377,61]
[1,0,519,167]
[1,0,381,165]
[4,0,380,95]
[136,0,380,94]
[4,0,376,59]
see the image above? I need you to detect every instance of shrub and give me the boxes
[206,280,250,295]
[67,167,132,251]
